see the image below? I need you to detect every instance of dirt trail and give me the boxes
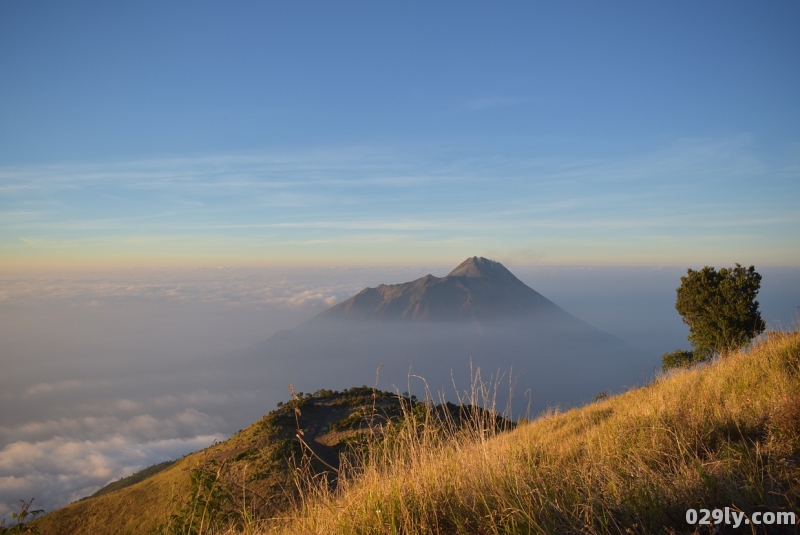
[300,405,343,470]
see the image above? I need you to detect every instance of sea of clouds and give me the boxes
[0,265,442,519]
[1,265,797,520]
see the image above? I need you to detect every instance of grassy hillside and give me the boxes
[28,387,426,535]
[24,330,800,534]
[268,330,800,534]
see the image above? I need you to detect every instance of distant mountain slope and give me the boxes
[242,257,651,416]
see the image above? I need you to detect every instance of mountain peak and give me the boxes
[447,256,512,279]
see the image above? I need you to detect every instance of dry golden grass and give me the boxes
[28,456,194,535]
[259,330,800,534]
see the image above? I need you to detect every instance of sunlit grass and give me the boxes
[261,330,800,534]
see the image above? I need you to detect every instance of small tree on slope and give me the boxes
[674,264,766,361]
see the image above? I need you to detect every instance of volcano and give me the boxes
[241,257,650,416]
[319,256,569,322]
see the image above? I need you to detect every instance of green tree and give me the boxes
[674,264,766,360]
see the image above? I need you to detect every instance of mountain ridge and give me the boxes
[319,256,569,322]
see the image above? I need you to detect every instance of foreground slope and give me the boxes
[28,331,800,534]
[28,388,419,535]
[270,331,800,534]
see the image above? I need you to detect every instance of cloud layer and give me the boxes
[0,432,222,521]
[2,265,798,521]
[0,266,449,520]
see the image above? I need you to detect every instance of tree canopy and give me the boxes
[674,264,765,360]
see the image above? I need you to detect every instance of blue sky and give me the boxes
[1,1,798,268]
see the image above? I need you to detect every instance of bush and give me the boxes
[660,349,700,372]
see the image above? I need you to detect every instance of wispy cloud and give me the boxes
[464,96,540,110]
[24,380,87,396]
[1,138,797,266]
[0,269,365,308]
